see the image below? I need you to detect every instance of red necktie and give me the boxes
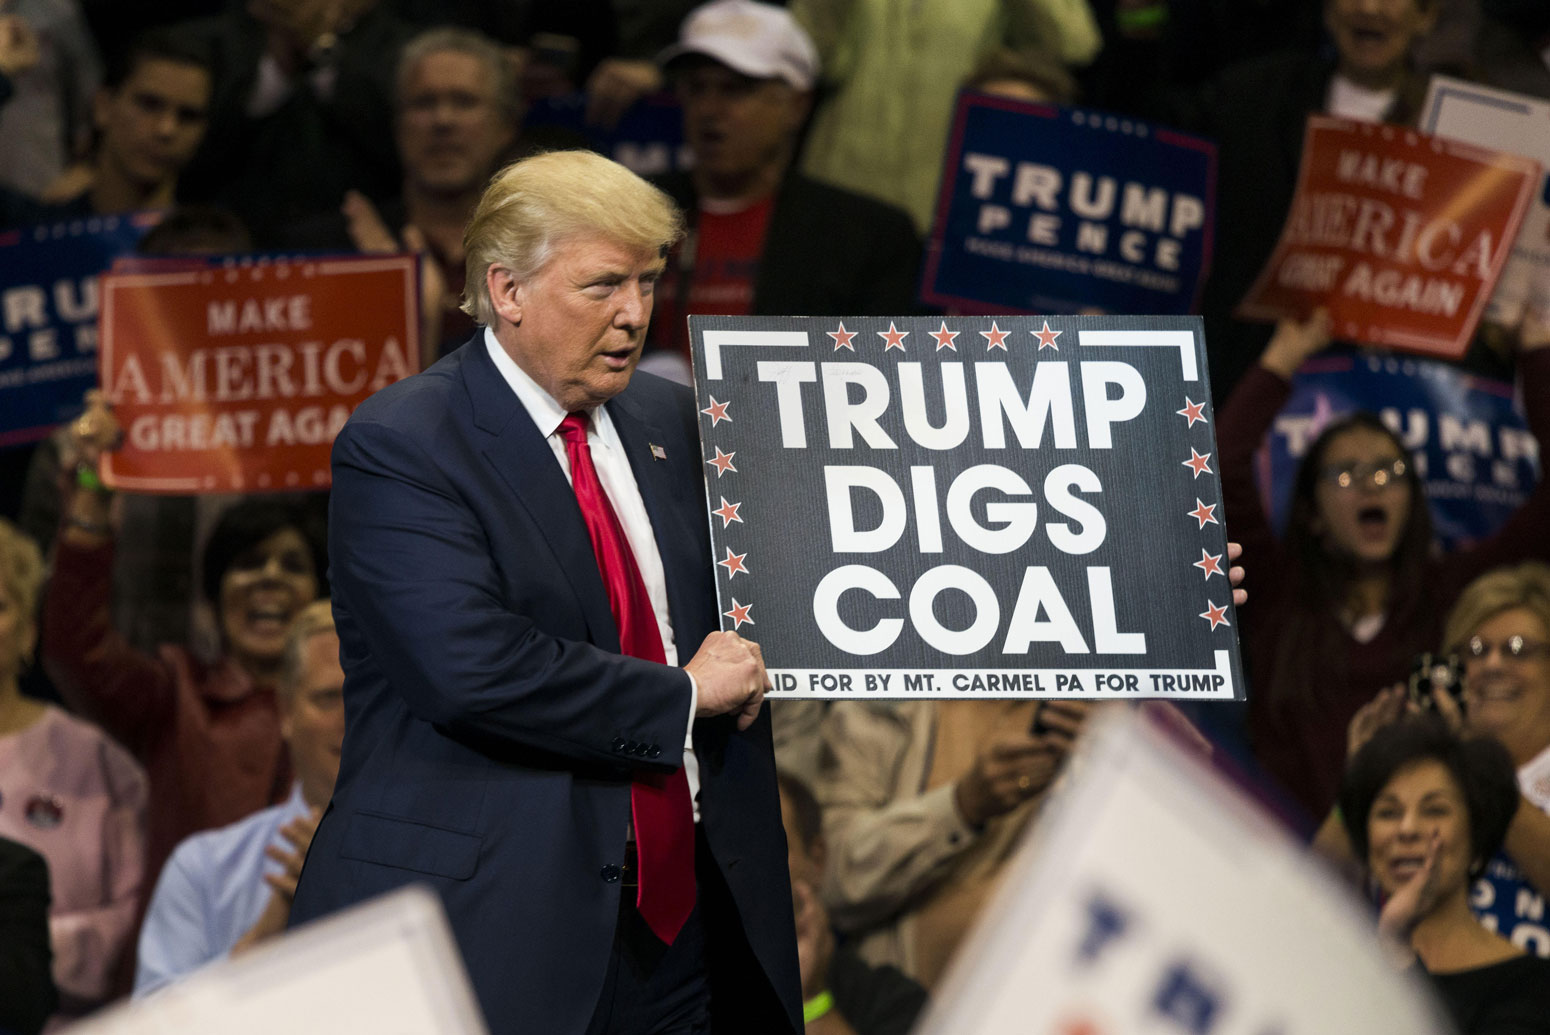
[557,412,695,945]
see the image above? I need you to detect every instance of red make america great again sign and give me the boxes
[99,255,418,493]
[1237,116,1539,358]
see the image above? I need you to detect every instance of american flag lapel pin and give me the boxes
[650,443,667,461]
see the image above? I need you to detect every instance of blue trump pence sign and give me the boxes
[689,315,1245,699]
[923,93,1215,317]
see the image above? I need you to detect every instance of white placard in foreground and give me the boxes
[71,885,487,1035]
[918,710,1455,1035]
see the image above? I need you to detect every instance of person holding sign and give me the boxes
[1186,0,1446,398]
[1219,311,1550,824]
[289,150,801,1035]
[42,411,326,949]
[1338,717,1550,1033]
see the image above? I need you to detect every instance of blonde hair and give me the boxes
[280,599,338,696]
[1443,562,1550,653]
[0,518,44,630]
[459,150,684,325]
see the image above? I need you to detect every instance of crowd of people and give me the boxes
[1,0,1549,1033]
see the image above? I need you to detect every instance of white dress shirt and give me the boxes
[483,329,701,813]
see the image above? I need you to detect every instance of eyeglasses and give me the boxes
[1318,457,1408,491]
[1465,635,1550,663]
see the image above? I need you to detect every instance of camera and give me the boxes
[1408,652,1464,714]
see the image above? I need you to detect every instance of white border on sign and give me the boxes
[767,650,1237,699]
[700,329,810,380]
[1077,329,1199,381]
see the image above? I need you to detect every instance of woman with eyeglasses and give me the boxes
[1436,563,1550,958]
[1216,309,1550,825]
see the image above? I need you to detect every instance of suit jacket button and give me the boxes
[601,864,621,883]
[612,737,626,752]
[647,745,661,758]
[627,741,642,754]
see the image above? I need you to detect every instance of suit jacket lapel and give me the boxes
[460,339,619,651]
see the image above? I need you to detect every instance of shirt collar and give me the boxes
[482,326,622,448]
[483,325,578,438]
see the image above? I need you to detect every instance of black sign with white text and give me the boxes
[690,315,1245,699]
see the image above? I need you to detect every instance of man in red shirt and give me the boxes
[643,0,922,380]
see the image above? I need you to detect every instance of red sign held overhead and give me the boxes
[98,255,419,494]
[1237,116,1539,359]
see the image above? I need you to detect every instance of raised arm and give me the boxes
[1215,310,1332,579]
[816,703,981,932]
[42,531,177,763]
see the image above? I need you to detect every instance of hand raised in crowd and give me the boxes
[248,0,376,67]
[66,389,122,469]
[1259,306,1334,380]
[953,702,1093,828]
[264,808,321,901]
[0,11,40,79]
[1376,829,1447,950]
[58,391,123,542]
[341,189,398,254]
[232,807,322,954]
[1519,309,1550,353]
[585,58,663,130]
[1346,683,1409,761]
[686,631,769,731]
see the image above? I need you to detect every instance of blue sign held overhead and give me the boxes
[1261,349,1540,550]
[923,93,1216,317]
[0,213,156,447]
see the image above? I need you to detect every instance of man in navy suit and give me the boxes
[290,150,801,1035]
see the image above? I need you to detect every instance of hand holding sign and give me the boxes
[1260,306,1334,380]
[687,630,770,731]
[954,730,1063,827]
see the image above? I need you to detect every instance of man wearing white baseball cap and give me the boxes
[642,0,921,378]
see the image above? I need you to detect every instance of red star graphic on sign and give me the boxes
[1033,320,1062,350]
[1182,448,1213,478]
[1176,397,1208,427]
[711,496,743,527]
[980,321,1009,350]
[723,598,754,629]
[827,322,856,351]
[1199,600,1231,630]
[877,322,908,351]
[928,321,960,351]
[717,547,749,578]
[1188,498,1218,529]
[1193,549,1224,579]
[700,396,732,426]
[706,447,737,477]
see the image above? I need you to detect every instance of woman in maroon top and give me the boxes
[41,414,324,899]
[1218,312,1550,824]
